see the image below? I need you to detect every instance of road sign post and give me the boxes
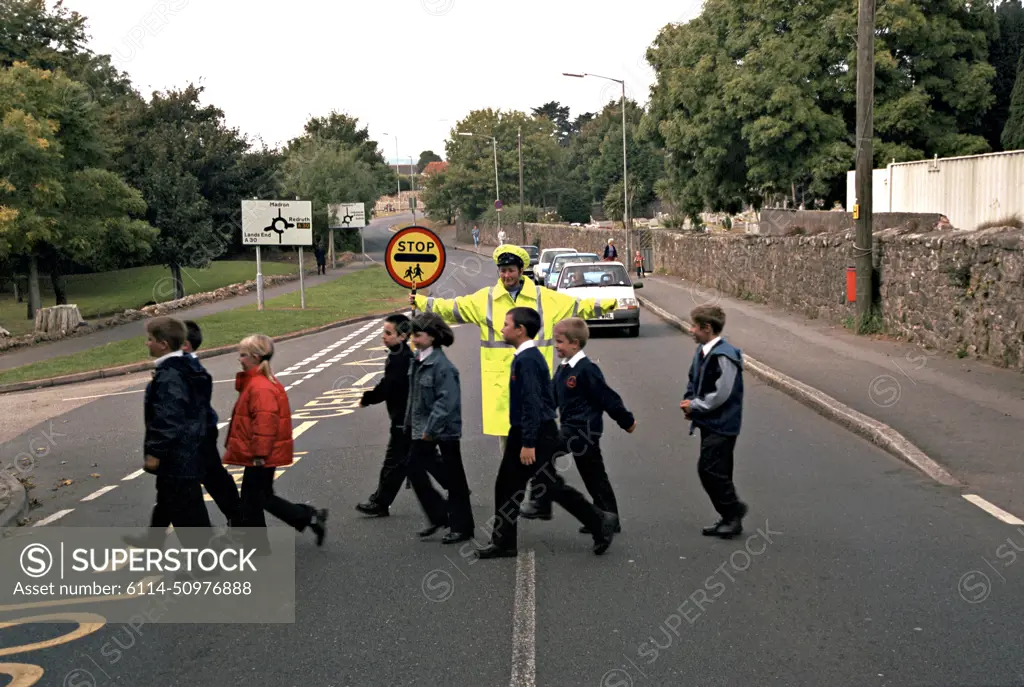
[242,199,313,310]
[329,202,368,263]
[385,226,447,313]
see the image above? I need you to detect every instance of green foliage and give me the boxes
[983,0,1024,149]
[116,84,248,282]
[287,111,393,197]
[557,183,591,223]
[417,150,442,172]
[1003,53,1024,149]
[647,0,999,219]
[279,135,379,248]
[421,167,457,225]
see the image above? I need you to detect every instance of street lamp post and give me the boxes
[563,72,631,259]
[383,132,401,208]
[458,131,501,238]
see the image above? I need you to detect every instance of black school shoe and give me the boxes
[472,543,518,560]
[519,499,553,520]
[356,500,390,517]
[592,512,618,555]
[309,508,328,546]
[701,502,748,539]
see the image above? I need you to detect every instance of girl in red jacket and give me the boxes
[223,334,327,549]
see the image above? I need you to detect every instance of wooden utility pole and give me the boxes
[854,0,876,326]
[518,125,526,243]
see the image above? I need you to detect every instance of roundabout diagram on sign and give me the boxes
[264,209,294,244]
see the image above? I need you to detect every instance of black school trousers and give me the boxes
[490,422,603,550]
[371,427,450,507]
[201,433,241,523]
[407,438,474,533]
[697,428,743,519]
[535,429,619,516]
[148,473,212,550]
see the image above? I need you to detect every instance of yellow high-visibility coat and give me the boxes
[416,276,618,436]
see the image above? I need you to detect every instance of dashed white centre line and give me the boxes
[122,469,146,481]
[292,421,317,439]
[510,550,537,687]
[963,494,1024,525]
[81,485,118,502]
[33,509,74,526]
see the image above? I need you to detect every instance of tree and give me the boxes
[279,136,379,252]
[0,62,154,316]
[1003,53,1024,149]
[421,167,458,225]
[117,85,249,299]
[288,111,394,197]
[983,0,1024,149]
[646,0,998,219]
[417,150,442,172]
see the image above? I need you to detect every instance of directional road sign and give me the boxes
[385,226,447,289]
[328,203,366,229]
[495,199,503,210]
[241,200,313,245]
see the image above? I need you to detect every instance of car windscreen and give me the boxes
[559,264,632,288]
[541,249,575,263]
[551,255,593,272]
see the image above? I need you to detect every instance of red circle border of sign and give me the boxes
[385,226,447,289]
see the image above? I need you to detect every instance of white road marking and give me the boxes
[123,469,146,481]
[510,550,537,687]
[279,320,382,377]
[292,421,317,439]
[81,485,118,502]
[963,494,1024,525]
[217,422,229,429]
[33,509,74,526]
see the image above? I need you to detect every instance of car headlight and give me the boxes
[618,298,639,309]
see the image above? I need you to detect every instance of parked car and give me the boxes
[545,252,599,289]
[534,248,577,284]
[555,261,642,337]
[520,245,540,279]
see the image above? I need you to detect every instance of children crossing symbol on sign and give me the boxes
[402,264,425,282]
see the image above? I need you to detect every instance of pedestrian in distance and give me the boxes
[404,312,475,544]
[314,244,327,275]
[520,317,635,534]
[633,250,644,279]
[181,320,242,527]
[603,238,617,261]
[473,307,616,560]
[680,305,749,538]
[123,316,213,551]
[222,334,327,552]
[356,314,450,517]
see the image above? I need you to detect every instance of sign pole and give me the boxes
[256,246,264,311]
[298,247,306,309]
[329,229,336,269]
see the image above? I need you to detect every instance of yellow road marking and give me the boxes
[0,613,106,655]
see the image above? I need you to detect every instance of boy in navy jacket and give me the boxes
[183,320,241,526]
[521,318,635,534]
[681,305,748,538]
[473,307,616,560]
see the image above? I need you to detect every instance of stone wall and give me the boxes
[757,209,948,236]
[456,218,1024,372]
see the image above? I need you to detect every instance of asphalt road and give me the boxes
[2,254,1023,686]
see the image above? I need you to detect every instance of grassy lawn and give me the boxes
[0,259,301,338]
[0,266,406,386]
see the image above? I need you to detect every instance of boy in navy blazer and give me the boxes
[681,305,748,538]
[521,318,635,534]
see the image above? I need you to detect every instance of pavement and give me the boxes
[0,210,413,372]
[0,244,1023,685]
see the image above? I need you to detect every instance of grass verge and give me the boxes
[0,260,300,337]
[0,266,405,386]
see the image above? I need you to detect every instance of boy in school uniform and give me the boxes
[356,314,449,516]
[520,317,635,534]
[681,305,749,538]
[125,316,213,550]
[182,320,241,526]
[473,307,616,560]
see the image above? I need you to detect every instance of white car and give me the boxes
[534,248,577,284]
[555,261,642,337]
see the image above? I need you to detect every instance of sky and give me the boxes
[60,0,701,164]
